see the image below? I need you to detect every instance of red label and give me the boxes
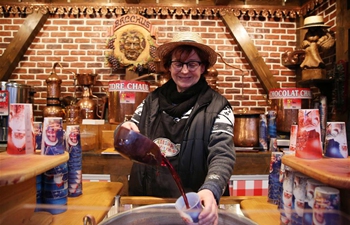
[119,92,136,104]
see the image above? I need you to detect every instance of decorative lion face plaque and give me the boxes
[105,14,158,72]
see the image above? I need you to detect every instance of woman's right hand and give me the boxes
[121,121,140,133]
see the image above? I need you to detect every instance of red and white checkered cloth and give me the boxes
[229,175,268,196]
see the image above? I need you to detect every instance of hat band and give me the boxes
[304,21,326,26]
[180,40,197,43]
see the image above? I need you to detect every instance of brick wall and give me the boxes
[0,0,337,121]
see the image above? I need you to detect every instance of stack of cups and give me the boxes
[42,163,68,214]
[302,179,325,225]
[289,125,298,152]
[66,125,83,197]
[6,103,35,155]
[291,172,309,225]
[33,122,44,211]
[41,117,67,214]
[268,151,283,205]
[33,122,42,150]
[35,174,43,212]
[259,114,268,151]
[267,110,277,151]
[279,168,294,225]
[312,186,340,225]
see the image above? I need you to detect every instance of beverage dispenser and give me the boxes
[0,81,34,143]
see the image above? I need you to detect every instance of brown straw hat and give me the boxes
[156,32,217,67]
[299,15,330,29]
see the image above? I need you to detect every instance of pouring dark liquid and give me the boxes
[161,155,190,209]
[114,126,190,209]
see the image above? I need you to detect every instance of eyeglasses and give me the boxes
[170,61,202,72]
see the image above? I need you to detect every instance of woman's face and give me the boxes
[169,49,205,92]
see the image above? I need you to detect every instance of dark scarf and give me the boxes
[159,77,208,118]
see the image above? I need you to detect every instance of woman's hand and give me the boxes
[121,121,140,133]
[197,189,218,225]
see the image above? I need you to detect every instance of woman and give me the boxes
[116,32,235,225]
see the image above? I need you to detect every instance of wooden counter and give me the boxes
[240,196,279,225]
[83,149,271,196]
[50,181,123,225]
[0,152,69,225]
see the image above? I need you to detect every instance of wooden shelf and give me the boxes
[282,155,350,189]
[0,151,69,225]
[0,151,69,186]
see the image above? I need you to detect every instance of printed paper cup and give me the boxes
[7,103,35,154]
[324,122,348,158]
[295,109,323,159]
[41,117,65,155]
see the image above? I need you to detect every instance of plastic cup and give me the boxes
[175,192,203,224]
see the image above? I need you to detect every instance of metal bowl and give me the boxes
[98,203,258,225]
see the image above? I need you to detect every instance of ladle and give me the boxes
[114,126,162,166]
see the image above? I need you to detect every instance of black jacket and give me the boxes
[129,85,236,203]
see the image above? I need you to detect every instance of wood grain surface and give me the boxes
[0,151,69,186]
[240,196,280,225]
[282,155,350,189]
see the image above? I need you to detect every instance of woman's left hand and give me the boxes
[197,189,218,225]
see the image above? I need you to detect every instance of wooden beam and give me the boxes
[221,13,280,93]
[125,0,140,3]
[215,0,230,5]
[0,12,48,81]
[335,0,350,121]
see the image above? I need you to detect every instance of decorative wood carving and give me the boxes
[0,0,325,18]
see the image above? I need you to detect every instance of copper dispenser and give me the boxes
[73,73,105,120]
[43,62,65,118]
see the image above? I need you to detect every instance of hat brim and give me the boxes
[298,24,330,29]
[156,41,217,67]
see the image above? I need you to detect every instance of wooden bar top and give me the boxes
[25,182,123,225]
[282,155,350,189]
[50,181,123,224]
[240,196,280,225]
[0,151,69,186]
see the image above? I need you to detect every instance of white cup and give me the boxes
[175,192,203,224]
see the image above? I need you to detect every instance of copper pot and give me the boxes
[76,73,97,86]
[233,109,260,147]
